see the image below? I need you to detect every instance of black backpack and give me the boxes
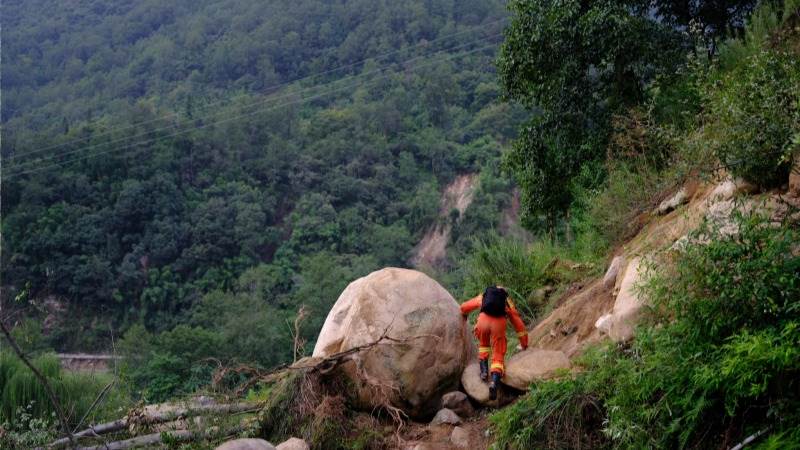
[480,286,508,317]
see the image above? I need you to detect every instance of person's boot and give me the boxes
[489,372,502,400]
[479,360,489,382]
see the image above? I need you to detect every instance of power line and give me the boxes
[5,41,501,180]
[11,17,508,158]
[8,30,503,171]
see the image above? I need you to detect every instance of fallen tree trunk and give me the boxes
[75,426,243,450]
[45,402,256,448]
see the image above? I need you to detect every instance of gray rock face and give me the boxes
[441,391,474,417]
[430,408,462,426]
[450,426,471,448]
[276,437,309,450]
[312,268,471,418]
[215,438,276,450]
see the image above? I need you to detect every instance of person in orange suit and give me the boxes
[460,286,528,400]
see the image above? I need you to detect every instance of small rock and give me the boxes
[441,391,474,417]
[215,438,276,450]
[602,256,625,290]
[276,437,310,450]
[461,361,491,404]
[594,314,613,335]
[430,408,462,426]
[450,426,470,448]
[656,188,688,215]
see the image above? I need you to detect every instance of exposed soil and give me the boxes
[410,174,479,268]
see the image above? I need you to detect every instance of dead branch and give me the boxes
[46,402,256,448]
[72,380,115,434]
[292,305,309,363]
[0,319,78,448]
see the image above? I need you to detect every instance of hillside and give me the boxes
[1,0,525,360]
[2,0,799,449]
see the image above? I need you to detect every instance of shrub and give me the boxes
[706,2,800,187]
[707,48,799,187]
[462,235,597,321]
[0,352,130,429]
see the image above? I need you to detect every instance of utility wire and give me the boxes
[7,30,503,171]
[5,41,501,179]
[11,17,508,158]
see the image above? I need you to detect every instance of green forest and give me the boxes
[2,0,800,448]
[2,0,523,362]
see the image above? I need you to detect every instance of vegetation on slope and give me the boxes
[491,1,800,448]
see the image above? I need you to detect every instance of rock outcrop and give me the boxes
[313,268,471,419]
[502,349,570,390]
[596,257,646,342]
[215,438,276,450]
[655,188,688,215]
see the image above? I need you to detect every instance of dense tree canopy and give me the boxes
[497,0,755,228]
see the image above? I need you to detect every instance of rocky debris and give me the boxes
[655,188,688,215]
[430,408,462,426]
[502,349,571,390]
[450,426,470,448]
[441,391,474,418]
[215,438,276,450]
[312,268,471,419]
[276,437,310,450]
[602,256,625,290]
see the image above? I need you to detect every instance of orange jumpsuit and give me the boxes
[460,294,528,375]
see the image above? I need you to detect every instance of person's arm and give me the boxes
[460,294,482,319]
[506,298,528,349]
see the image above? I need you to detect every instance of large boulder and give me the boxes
[215,439,275,450]
[502,349,571,390]
[313,268,471,419]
